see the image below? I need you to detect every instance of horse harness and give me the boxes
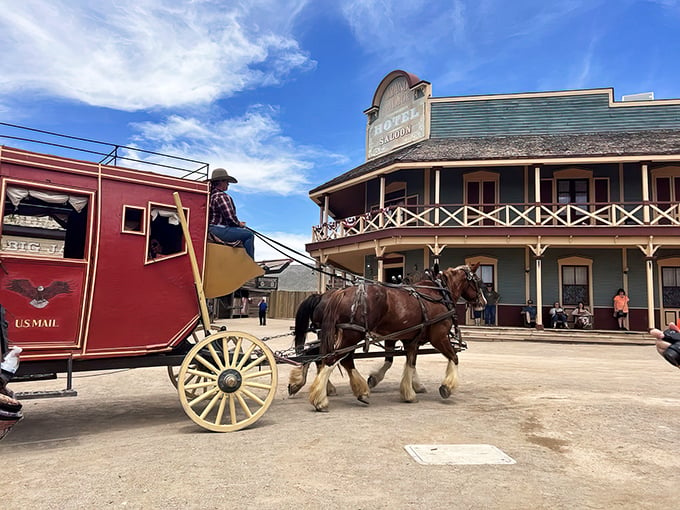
[335,270,469,355]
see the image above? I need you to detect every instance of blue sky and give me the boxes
[1,0,679,261]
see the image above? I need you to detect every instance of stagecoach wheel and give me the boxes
[177,331,278,432]
[167,323,225,391]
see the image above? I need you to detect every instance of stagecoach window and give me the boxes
[2,186,89,259]
[122,206,144,233]
[147,206,185,261]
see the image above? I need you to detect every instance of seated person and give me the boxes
[208,168,255,259]
[549,301,568,328]
[521,299,537,327]
[571,301,592,329]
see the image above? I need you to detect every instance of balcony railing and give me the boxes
[311,201,680,242]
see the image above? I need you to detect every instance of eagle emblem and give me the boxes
[6,279,72,309]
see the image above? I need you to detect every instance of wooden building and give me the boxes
[306,70,680,331]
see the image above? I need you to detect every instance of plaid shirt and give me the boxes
[209,188,240,227]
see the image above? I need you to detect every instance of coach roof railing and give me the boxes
[311,201,680,241]
[0,122,209,181]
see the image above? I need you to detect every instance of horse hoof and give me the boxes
[326,387,337,396]
[288,384,301,396]
[439,385,451,399]
[314,404,329,412]
[414,385,427,394]
[357,395,370,405]
[367,375,377,388]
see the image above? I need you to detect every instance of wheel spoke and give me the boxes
[188,387,219,407]
[200,392,222,419]
[207,342,225,370]
[236,344,257,370]
[194,354,219,374]
[185,380,217,390]
[244,381,273,391]
[186,368,217,379]
[243,354,268,372]
[229,394,237,424]
[229,337,243,367]
[235,392,253,417]
[243,369,273,380]
[215,394,227,425]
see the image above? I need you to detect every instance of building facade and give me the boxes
[306,70,680,331]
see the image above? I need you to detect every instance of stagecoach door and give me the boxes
[0,182,93,350]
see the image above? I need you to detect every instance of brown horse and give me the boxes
[308,264,485,412]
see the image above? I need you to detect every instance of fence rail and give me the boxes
[312,202,680,242]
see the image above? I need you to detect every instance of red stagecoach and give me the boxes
[0,134,277,433]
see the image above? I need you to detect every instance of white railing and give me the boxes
[311,202,680,242]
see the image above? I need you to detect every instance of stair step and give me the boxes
[459,326,653,345]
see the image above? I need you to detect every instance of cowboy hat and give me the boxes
[209,168,238,183]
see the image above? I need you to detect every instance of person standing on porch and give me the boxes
[484,284,499,326]
[613,288,630,331]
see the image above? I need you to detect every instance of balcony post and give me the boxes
[641,163,650,223]
[434,167,441,225]
[379,176,385,228]
[534,166,541,224]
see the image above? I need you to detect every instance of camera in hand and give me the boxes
[661,328,680,366]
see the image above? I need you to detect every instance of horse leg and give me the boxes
[399,343,419,403]
[309,363,335,412]
[342,354,370,405]
[411,365,427,394]
[320,360,337,396]
[287,362,311,396]
[431,331,460,399]
[368,340,395,388]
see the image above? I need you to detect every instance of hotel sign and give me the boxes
[366,75,429,160]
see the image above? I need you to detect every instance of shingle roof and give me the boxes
[310,129,680,194]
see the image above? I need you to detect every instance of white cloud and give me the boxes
[254,231,313,262]
[128,108,346,195]
[0,0,314,110]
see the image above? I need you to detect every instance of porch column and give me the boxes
[641,163,650,223]
[529,237,550,330]
[318,253,329,292]
[644,256,655,330]
[322,195,329,225]
[374,241,386,282]
[637,236,660,329]
[379,176,386,228]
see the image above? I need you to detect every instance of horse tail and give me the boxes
[319,288,347,356]
[294,293,323,355]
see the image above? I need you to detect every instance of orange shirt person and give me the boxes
[613,288,630,331]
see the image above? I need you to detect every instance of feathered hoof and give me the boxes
[326,384,337,396]
[413,384,427,394]
[439,385,452,399]
[367,375,377,388]
[288,383,302,396]
[357,395,370,405]
[314,404,329,412]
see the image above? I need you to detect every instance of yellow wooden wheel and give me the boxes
[178,331,278,432]
[167,323,224,395]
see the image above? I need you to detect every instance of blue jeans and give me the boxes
[484,305,496,325]
[209,225,255,259]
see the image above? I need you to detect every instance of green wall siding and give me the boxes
[431,93,680,138]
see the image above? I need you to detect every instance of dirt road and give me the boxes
[3,318,679,509]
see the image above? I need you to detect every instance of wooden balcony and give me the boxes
[312,201,680,242]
